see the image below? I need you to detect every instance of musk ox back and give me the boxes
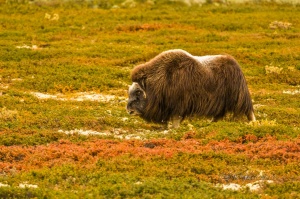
[127,49,255,128]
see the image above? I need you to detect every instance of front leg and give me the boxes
[170,116,183,129]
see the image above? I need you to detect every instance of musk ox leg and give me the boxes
[232,111,256,122]
[212,110,226,122]
[171,116,183,128]
[247,111,256,122]
[212,116,223,122]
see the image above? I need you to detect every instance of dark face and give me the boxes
[127,82,147,116]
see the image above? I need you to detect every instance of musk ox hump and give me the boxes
[194,55,224,67]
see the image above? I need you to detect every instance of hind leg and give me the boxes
[247,111,256,122]
[212,115,223,122]
[212,110,226,122]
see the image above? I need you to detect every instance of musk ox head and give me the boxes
[127,82,147,116]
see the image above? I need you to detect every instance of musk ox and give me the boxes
[126,49,256,128]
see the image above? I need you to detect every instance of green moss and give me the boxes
[0,1,299,198]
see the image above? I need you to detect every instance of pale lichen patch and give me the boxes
[283,89,300,95]
[0,182,10,187]
[58,129,111,136]
[19,182,38,189]
[30,92,121,102]
[217,180,274,192]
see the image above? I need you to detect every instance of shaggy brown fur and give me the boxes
[128,49,255,125]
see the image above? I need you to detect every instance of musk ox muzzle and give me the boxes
[126,49,256,128]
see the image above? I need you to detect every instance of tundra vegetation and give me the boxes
[0,0,300,198]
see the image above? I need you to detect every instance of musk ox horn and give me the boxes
[127,49,256,128]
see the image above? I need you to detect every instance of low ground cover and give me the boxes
[0,0,299,198]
